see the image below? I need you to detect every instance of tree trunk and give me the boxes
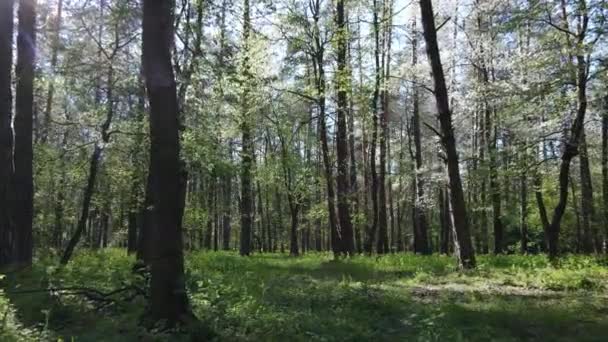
[419,0,475,269]
[335,0,354,256]
[142,0,193,324]
[222,168,232,251]
[61,59,116,264]
[12,0,36,265]
[519,167,528,254]
[579,129,595,253]
[539,0,590,259]
[205,178,214,249]
[61,145,102,264]
[239,0,253,256]
[571,174,582,252]
[411,19,430,255]
[365,0,382,255]
[602,95,608,252]
[0,0,15,267]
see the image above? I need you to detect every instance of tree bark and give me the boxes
[411,18,430,255]
[239,0,253,256]
[61,61,116,264]
[365,0,382,255]
[142,0,193,324]
[419,0,475,268]
[579,129,595,253]
[0,0,15,267]
[603,95,608,252]
[12,0,36,264]
[335,0,354,256]
[40,0,63,144]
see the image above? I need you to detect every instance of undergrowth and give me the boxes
[1,250,607,341]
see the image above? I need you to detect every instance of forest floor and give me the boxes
[1,250,608,341]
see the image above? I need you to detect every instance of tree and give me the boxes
[142,0,193,324]
[419,0,475,269]
[410,18,430,255]
[0,0,14,267]
[239,0,253,256]
[13,0,35,265]
[334,0,354,255]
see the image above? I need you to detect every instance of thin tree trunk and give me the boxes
[571,174,582,252]
[411,18,430,255]
[602,95,608,252]
[579,129,595,253]
[365,0,381,255]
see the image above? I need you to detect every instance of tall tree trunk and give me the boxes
[142,0,193,324]
[0,0,15,267]
[310,0,339,256]
[347,27,360,254]
[239,0,253,256]
[13,0,36,264]
[411,18,430,255]
[365,0,381,254]
[376,0,392,255]
[335,0,354,256]
[419,0,475,269]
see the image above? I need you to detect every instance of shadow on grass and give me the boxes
[231,277,608,341]
[1,268,144,342]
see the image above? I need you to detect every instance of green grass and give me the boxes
[2,250,608,341]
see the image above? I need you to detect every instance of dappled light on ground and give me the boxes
[2,250,608,341]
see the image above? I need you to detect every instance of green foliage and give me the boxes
[2,251,608,341]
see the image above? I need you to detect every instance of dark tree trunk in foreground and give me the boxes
[12,0,36,265]
[0,0,14,267]
[239,0,253,256]
[142,0,193,324]
[335,0,354,255]
[419,0,475,268]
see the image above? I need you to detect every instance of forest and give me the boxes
[1,0,608,340]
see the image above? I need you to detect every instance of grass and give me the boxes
[1,250,608,341]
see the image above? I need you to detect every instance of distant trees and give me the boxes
[3,0,608,277]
